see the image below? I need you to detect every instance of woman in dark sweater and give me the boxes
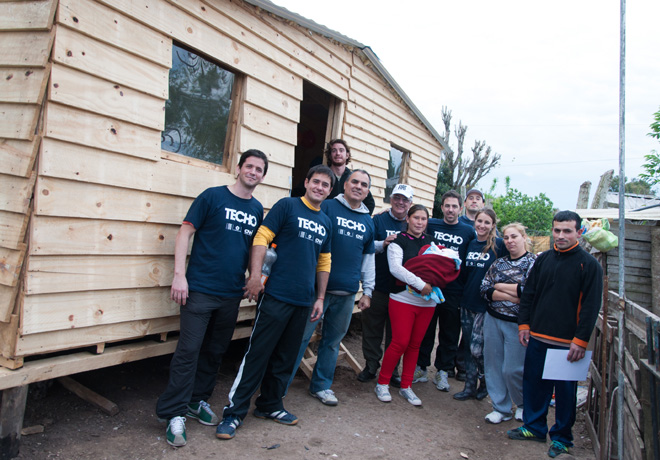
[453,209,507,402]
[374,205,438,406]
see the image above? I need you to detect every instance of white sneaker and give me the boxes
[515,407,524,422]
[434,370,450,392]
[485,410,512,424]
[399,387,422,406]
[412,365,428,383]
[311,389,338,406]
[374,384,392,402]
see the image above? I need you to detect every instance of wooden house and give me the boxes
[0,0,447,378]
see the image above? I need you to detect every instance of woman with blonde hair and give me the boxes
[480,222,537,424]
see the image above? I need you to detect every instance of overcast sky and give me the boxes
[273,0,660,210]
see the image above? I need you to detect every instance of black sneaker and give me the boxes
[390,375,402,388]
[253,408,298,425]
[447,369,456,378]
[456,371,467,381]
[357,368,377,382]
[453,389,476,401]
[548,440,570,457]
[507,426,546,443]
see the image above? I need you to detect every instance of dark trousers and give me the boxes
[360,290,394,374]
[156,291,241,420]
[223,294,310,420]
[417,293,461,371]
[522,337,578,446]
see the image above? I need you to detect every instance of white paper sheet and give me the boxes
[542,349,592,381]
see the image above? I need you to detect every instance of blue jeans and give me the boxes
[522,337,578,446]
[288,293,356,393]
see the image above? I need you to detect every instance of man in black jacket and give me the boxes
[507,211,603,459]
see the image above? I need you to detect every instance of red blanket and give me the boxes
[400,244,460,290]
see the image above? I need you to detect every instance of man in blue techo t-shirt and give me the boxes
[217,164,334,440]
[156,149,268,448]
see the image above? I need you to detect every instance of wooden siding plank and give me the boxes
[49,64,166,131]
[0,244,26,288]
[35,176,192,224]
[0,68,48,104]
[0,285,19,323]
[52,25,169,99]
[242,102,297,146]
[96,0,301,99]
[0,0,57,31]
[39,138,291,199]
[0,210,28,250]
[21,287,179,334]
[179,0,349,99]
[57,0,172,67]
[0,138,40,178]
[0,103,39,140]
[244,77,299,123]
[239,127,295,168]
[0,173,35,214]
[29,216,179,256]
[26,255,175,294]
[44,103,160,161]
[0,31,54,67]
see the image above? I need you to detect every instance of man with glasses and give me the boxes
[358,184,414,384]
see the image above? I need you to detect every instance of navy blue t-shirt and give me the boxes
[184,186,263,297]
[461,238,508,312]
[321,199,375,293]
[372,212,407,293]
[262,197,332,306]
[458,215,474,227]
[426,218,476,294]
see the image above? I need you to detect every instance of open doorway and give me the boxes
[291,81,342,197]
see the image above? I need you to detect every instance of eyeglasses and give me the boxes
[391,195,411,204]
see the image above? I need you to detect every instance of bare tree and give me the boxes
[439,106,500,191]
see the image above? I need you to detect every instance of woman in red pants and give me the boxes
[374,204,441,406]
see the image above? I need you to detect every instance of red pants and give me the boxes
[378,298,435,388]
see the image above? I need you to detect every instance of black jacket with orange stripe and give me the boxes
[518,242,603,348]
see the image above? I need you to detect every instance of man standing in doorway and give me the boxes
[358,184,414,384]
[289,169,375,405]
[156,149,268,448]
[415,190,475,392]
[216,165,333,440]
[325,139,376,214]
[459,188,485,226]
[508,211,602,459]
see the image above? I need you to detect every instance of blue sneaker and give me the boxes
[548,440,570,458]
[215,416,242,440]
[253,408,298,425]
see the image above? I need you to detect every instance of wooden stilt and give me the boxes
[0,385,29,460]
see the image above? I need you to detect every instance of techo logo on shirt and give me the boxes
[466,251,490,261]
[297,217,327,236]
[225,208,258,227]
[434,232,463,246]
[336,216,367,233]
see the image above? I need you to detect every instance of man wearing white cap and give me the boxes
[358,184,413,384]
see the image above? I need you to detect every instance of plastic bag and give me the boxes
[581,218,618,252]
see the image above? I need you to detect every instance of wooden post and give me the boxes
[651,227,660,317]
[590,169,614,209]
[576,181,591,209]
[0,385,28,460]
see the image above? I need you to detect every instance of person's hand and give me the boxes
[383,233,397,247]
[420,283,432,296]
[171,275,189,305]
[519,330,530,347]
[310,298,324,321]
[243,276,264,302]
[567,343,586,362]
[357,295,371,311]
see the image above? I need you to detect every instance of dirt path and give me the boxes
[16,327,595,460]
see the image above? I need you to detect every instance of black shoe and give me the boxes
[453,389,476,401]
[447,369,456,379]
[476,382,488,401]
[357,368,377,382]
[390,375,401,388]
[456,371,467,382]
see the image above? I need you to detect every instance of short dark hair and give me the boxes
[238,149,268,175]
[408,204,429,218]
[441,190,462,206]
[324,139,351,165]
[349,169,371,188]
[306,164,335,188]
[553,210,581,231]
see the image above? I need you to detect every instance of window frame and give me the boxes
[384,144,411,203]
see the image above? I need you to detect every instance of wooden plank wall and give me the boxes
[0,0,443,362]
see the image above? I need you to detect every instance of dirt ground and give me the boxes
[15,320,596,460]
